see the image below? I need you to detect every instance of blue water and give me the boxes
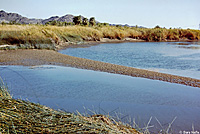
[59,42,200,79]
[0,65,200,132]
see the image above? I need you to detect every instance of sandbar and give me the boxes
[0,49,200,88]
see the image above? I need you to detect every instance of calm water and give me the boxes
[0,65,200,133]
[60,42,200,79]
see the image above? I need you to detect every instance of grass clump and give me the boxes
[0,77,11,99]
[0,99,140,133]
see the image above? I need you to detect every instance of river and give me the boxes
[1,65,200,133]
[60,42,200,79]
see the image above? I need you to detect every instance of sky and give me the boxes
[0,0,200,29]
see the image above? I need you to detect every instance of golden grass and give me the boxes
[0,77,11,99]
[0,97,141,133]
[0,24,200,47]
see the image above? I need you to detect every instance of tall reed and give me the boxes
[0,25,199,47]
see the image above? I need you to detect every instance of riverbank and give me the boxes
[0,89,139,133]
[0,49,200,88]
[0,25,199,51]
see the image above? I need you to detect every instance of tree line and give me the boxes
[45,16,97,26]
[0,16,97,26]
[73,16,95,26]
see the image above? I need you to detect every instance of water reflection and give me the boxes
[0,65,200,132]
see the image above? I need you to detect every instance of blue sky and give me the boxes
[0,0,199,29]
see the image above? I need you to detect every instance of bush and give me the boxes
[154,25,161,29]
[82,18,89,26]
[89,17,96,26]
[73,16,82,25]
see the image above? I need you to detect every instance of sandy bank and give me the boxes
[0,49,200,88]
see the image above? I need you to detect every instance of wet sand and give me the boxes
[0,49,200,88]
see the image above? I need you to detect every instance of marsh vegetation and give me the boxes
[0,24,199,50]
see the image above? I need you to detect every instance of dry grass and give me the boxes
[0,25,199,48]
[0,98,140,133]
[0,76,11,99]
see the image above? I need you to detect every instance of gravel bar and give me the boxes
[0,49,200,88]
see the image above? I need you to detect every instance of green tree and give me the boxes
[82,18,89,26]
[89,17,96,26]
[68,22,74,25]
[97,23,109,27]
[154,25,161,29]
[57,21,64,26]
[73,15,82,25]
[51,20,58,26]
[63,22,74,26]
[45,21,50,25]
[102,23,109,26]
[9,21,16,25]
[1,21,6,25]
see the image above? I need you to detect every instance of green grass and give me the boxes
[0,25,200,49]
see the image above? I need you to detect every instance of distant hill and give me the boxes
[0,10,42,24]
[0,10,144,28]
[0,10,82,24]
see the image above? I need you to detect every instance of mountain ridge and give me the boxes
[0,10,144,28]
[0,10,81,24]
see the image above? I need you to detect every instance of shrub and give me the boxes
[73,16,82,25]
[154,25,161,29]
[89,17,96,26]
[82,18,89,26]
